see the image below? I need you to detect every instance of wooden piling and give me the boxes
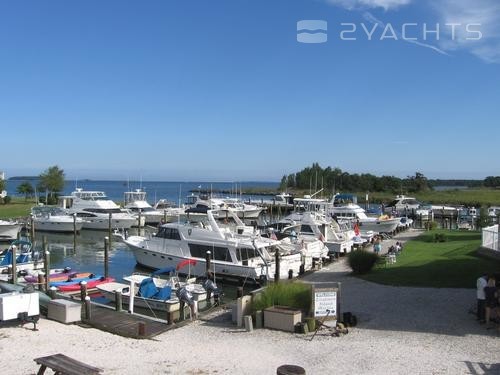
[10,245,17,285]
[48,286,57,299]
[44,248,50,292]
[80,281,88,302]
[114,290,122,312]
[108,212,112,246]
[104,237,109,279]
[274,249,280,282]
[84,296,92,320]
[38,274,45,292]
[205,251,211,277]
[30,214,35,241]
[237,287,243,298]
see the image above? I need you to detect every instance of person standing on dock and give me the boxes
[175,283,197,321]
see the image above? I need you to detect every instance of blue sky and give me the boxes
[0,0,498,181]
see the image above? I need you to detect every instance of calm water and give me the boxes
[6,179,278,204]
[28,228,256,310]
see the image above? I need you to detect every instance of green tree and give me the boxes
[16,181,35,201]
[39,166,65,199]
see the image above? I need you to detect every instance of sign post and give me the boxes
[311,282,341,327]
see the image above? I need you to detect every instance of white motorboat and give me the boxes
[267,211,354,255]
[0,220,22,242]
[123,189,165,225]
[97,267,207,312]
[123,210,303,282]
[31,206,85,233]
[185,195,264,220]
[59,189,137,230]
[328,194,401,234]
[0,239,44,275]
[384,195,431,217]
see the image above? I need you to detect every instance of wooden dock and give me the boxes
[81,303,175,339]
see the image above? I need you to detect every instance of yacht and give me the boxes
[59,189,137,230]
[123,189,165,225]
[267,211,354,255]
[31,206,85,233]
[122,210,303,283]
[153,199,189,223]
[384,195,428,215]
[329,194,401,234]
[185,194,264,220]
[0,220,22,242]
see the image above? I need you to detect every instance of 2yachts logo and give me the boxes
[297,19,482,43]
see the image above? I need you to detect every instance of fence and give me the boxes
[482,225,499,251]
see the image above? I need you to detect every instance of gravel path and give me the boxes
[1,229,499,374]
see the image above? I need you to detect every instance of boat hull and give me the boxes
[0,223,22,242]
[33,219,85,233]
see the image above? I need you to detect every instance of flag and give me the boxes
[318,233,325,242]
[353,223,360,236]
[270,231,278,241]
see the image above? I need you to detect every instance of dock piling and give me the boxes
[84,296,92,320]
[108,213,112,246]
[48,286,57,299]
[44,249,50,292]
[114,289,123,312]
[38,274,45,292]
[30,214,35,241]
[80,281,88,302]
[274,249,280,282]
[104,237,109,279]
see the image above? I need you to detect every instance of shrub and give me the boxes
[424,221,438,230]
[251,281,311,313]
[2,196,11,204]
[433,233,447,243]
[348,249,380,274]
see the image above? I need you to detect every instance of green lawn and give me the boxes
[0,198,35,219]
[359,230,500,288]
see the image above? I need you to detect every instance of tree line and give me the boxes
[0,166,65,204]
[279,163,500,193]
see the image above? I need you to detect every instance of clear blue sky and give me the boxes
[1,0,498,181]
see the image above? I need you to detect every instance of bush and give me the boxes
[251,282,311,313]
[433,233,447,243]
[2,196,11,204]
[348,249,380,274]
[424,221,438,230]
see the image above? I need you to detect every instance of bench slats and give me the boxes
[34,353,102,375]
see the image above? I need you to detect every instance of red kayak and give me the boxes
[57,277,115,292]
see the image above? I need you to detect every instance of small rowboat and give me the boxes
[56,277,115,292]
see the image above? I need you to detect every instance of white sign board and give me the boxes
[313,289,337,319]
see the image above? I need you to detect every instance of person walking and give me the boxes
[477,273,488,323]
[484,275,498,326]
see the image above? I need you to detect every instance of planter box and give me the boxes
[264,306,302,332]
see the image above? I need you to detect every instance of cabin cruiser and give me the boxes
[0,220,22,242]
[122,210,304,283]
[266,211,354,255]
[59,189,137,230]
[329,194,401,234]
[384,195,430,217]
[185,194,264,220]
[31,206,85,233]
[123,189,165,225]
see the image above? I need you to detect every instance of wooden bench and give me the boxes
[34,353,102,375]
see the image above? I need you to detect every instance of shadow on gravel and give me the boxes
[463,361,500,374]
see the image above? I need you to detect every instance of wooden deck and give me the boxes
[81,304,175,339]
